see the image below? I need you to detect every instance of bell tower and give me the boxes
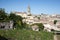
[27,5,31,15]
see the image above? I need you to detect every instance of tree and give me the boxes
[9,13,17,21]
[37,17,40,20]
[0,8,5,13]
[54,20,57,24]
[0,8,7,21]
[9,12,23,29]
[37,23,44,31]
[22,22,30,29]
[15,15,23,29]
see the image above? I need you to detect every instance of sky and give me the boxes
[0,0,60,14]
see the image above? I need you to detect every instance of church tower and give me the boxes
[27,5,31,15]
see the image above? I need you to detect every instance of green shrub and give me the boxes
[0,29,54,40]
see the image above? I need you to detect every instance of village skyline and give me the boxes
[0,0,60,15]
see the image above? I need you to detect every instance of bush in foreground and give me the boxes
[0,29,54,40]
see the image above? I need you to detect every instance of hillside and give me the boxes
[0,29,54,40]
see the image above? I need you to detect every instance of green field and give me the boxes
[0,29,54,40]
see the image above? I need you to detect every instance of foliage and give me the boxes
[37,17,40,20]
[54,20,57,24]
[0,29,54,40]
[31,23,44,31]
[9,13,24,29]
[38,23,44,31]
[0,8,7,22]
[22,22,30,29]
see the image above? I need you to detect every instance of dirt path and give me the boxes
[54,35,57,40]
[54,35,60,40]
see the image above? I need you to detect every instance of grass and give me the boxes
[0,29,54,40]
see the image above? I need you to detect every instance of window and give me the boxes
[0,26,5,29]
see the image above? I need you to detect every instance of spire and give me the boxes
[27,4,31,14]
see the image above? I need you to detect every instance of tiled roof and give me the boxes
[15,12,27,14]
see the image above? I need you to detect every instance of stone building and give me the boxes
[31,25,39,31]
[0,21,13,29]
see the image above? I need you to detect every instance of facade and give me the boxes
[31,25,39,31]
[0,21,13,29]
[43,24,60,32]
[15,12,27,18]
